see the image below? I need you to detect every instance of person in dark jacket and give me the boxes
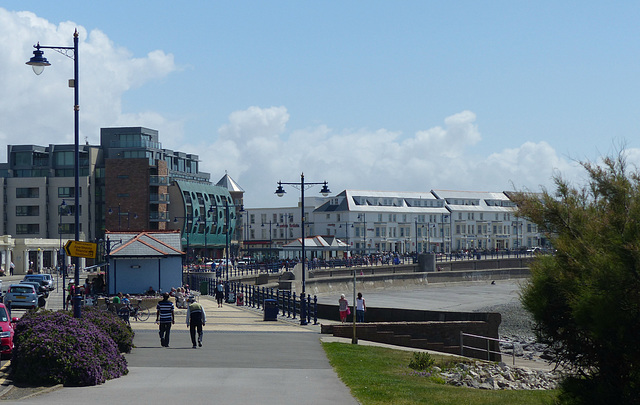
[186,297,207,348]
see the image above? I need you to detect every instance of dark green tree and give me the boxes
[512,153,640,404]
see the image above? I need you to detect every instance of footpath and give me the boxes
[1,295,360,404]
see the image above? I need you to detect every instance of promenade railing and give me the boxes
[187,274,319,325]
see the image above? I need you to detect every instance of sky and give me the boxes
[1,2,640,208]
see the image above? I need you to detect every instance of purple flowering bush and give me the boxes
[79,306,134,353]
[11,310,128,386]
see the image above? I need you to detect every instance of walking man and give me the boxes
[156,292,175,347]
[186,297,206,348]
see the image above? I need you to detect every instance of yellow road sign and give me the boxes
[64,240,97,259]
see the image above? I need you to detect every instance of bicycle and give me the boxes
[128,299,150,322]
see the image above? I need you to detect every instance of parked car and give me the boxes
[19,280,49,299]
[22,274,54,291]
[0,303,16,357]
[3,284,39,310]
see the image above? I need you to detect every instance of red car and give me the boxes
[0,303,16,357]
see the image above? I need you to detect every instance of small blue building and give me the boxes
[106,231,183,295]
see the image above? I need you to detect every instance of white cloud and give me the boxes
[0,8,178,160]
[189,106,569,207]
[0,8,595,209]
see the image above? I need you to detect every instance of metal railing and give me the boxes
[460,331,514,365]
[187,275,319,325]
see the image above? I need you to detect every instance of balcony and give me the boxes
[150,193,170,204]
[149,212,171,222]
[150,175,170,186]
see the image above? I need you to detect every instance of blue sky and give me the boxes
[1,2,640,207]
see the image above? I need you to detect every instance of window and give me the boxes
[54,151,74,166]
[58,223,76,234]
[58,187,75,198]
[16,188,39,198]
[16,224,39,235]
[250,214,255,225]
[16,206,39,217]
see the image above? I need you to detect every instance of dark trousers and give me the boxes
[159,322,172,347]
[190,322,203,346]
[356,309,365,323]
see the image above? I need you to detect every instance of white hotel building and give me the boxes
[243,189,542,259]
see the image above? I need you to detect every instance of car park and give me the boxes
[3,284,39,310]
[0,303,15,357]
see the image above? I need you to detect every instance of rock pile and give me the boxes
[499,335,554,362]
[436,361,561,390]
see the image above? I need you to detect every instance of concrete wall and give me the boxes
[305,267,530,295]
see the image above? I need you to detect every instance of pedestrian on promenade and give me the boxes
[156,292,175,347]
[338,294,349,323]
[356,292,366,322]
[186,296,206,348]
[215,280,224,307]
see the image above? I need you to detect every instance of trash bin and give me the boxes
[236,293,244,306]
[263,298,278,321]
[200,281,208,295]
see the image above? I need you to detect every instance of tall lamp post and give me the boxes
[58,200,68,306]
[358,213,366,257]
[262,221,274,261]
[275,173,330,325]
[175,215,195,266]
[27,30,82,318]
[100,236,122,295]
[196,205,217,261]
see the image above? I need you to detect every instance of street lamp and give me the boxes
[339,221,352,264]
[100,236,122,295]
[261,221,274,261]
[28,30,82,318]
[196,205,217,261]
[175,215,195,265]
[58,200,69,307]
[275,173,330,325]
[108,205,137,230]
[358,213,367,256]
[223,200,231,285]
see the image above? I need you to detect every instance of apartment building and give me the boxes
[0,127,242,273]
[243,189,542,259]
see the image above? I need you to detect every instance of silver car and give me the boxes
[3,284,38,310]
[23,274,54,291]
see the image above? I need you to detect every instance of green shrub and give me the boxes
[11,310,128,386]
[408,352,435,370]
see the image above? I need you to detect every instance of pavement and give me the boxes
[0,276,551,404]
[0,287,359,404]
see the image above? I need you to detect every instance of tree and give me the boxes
[512,153,640,404]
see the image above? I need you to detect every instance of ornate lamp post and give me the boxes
[27,30,82,318]
[275,173,330,325]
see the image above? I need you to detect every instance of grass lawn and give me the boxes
[322,342,558,405]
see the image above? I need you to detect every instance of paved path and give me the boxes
[2,277,545,403]
[16,295,358,405]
